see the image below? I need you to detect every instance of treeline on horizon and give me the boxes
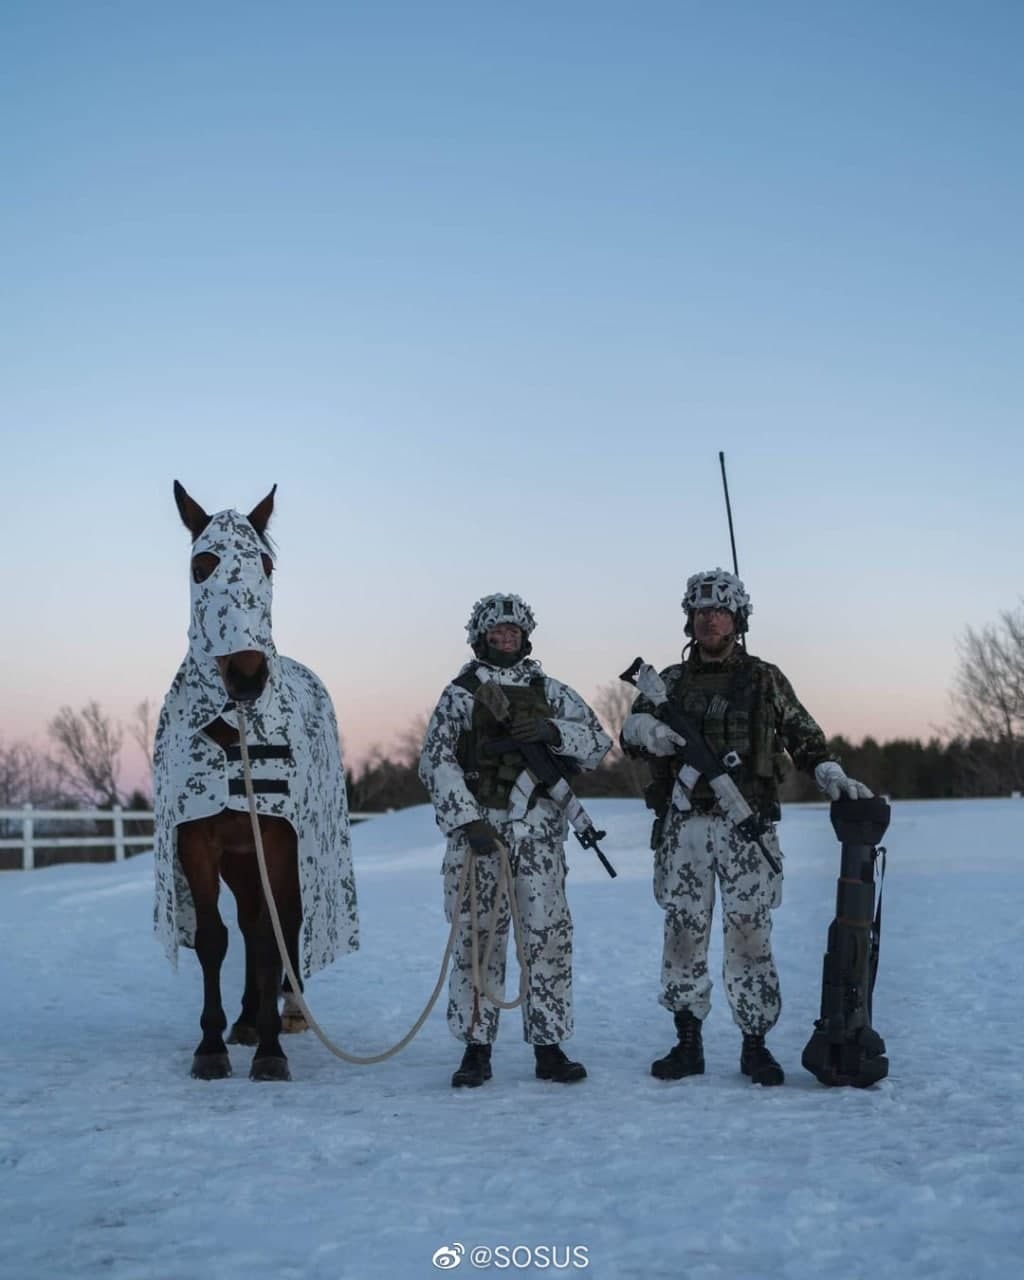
[6,596,1023,817]
[346,732,1024,814]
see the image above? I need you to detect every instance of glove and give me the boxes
[508,718,561,746]
[814,761,873,801]
[460,818,502,856]
[644,721,688,757]
[622,712,687,757]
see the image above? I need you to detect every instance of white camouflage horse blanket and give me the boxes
[153,508,358,977]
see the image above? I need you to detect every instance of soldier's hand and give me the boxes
[815,761,874,801]
[622,712,686,757]
[460,818,502,856]
[646,722,687,757]
[508,718,561,746]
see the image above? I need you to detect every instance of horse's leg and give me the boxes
[280,914,308,1034]
[221,853,261,1046]
[177,826,231,1080]
[249,823,301,1081]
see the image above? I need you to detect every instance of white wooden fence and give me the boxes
[0,805,155,870]
[0,805,382,871]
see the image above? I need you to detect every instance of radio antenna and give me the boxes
[718,451,740,577]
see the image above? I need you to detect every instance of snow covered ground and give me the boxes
[2,798,1022,1280]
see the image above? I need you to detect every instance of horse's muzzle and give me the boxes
[217,651,269,703]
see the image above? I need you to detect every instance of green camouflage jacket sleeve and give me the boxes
[761,661,832,775]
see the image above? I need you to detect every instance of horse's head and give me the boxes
[174,481,277,705]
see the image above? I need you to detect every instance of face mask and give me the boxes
[184,510,277,729]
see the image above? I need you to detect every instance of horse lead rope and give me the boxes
[236,707,528,1065]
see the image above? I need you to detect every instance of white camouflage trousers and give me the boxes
[442,807,573,1046]
[654,807,784,1036]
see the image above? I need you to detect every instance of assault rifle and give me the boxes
[473,680,617,879]
[618,658,781,875]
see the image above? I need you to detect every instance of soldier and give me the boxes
[419,593,611,1089]
[621,569,871,1086]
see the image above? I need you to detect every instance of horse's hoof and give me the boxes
[191,1053,232,1080]
[250,1056,291,1082]
[227,1021,259,1046]
[281,1012,309,1035]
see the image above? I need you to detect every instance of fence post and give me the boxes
[112,805,125,862]
[23,803,35,871]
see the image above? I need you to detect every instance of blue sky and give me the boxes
[2,1,1022,784]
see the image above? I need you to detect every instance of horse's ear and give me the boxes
[174,480,211,541]
[247,485,277,538]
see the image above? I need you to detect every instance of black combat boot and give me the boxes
[651,1009,705,1080]
[534,1043,587,1083]
[451,1042,492,1088]
[740,1033,785,1086]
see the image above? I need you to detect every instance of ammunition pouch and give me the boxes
[454,670,558,810]
[643,776,672,817]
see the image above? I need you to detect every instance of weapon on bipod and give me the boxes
[618,658,782,875]
[474,682,618,879]
[802,795,890,1088]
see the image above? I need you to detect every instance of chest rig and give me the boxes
[655,655,781,819]
[454,669,556,810]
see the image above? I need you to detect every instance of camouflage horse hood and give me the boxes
[153,506,358,977]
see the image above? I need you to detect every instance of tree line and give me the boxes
[4,602,1023,814]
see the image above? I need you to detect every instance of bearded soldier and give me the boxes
[419,593,611,1089]
[621,569,871,1086]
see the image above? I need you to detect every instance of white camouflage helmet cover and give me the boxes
[682,567,753,621]
[466,592,537,643]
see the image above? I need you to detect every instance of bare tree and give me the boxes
[590,679,648,797]
[392,710,430,769]
[0,739,28,808]
[0,738,65,808]
[949,603,1024,791]
[48,702,125,807]
[592,680,637,755]
[130,699,156,799]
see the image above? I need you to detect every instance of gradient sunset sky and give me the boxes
[3,1,1022,790]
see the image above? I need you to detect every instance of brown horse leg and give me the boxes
[280,925,308,1034]
[249,825,301,1082]
[221,851,261,1046]
[177,828,232,1080]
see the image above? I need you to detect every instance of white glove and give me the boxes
[622,713,688,757]
[815,761,873,801]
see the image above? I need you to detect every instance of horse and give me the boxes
[153,482,358,1081]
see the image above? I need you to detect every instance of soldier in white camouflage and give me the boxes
[419,593,611,1089]
[621,569,871,1086]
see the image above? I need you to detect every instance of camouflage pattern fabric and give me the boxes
[442,811,573,1044]
[623,647,834,1037]
[153,508,358,978]
[655,809,783,1035]
[420,657,611,1044]
[628,648,832,794]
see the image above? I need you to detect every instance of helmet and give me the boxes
[465,593,537,646]
[682,568,752,635]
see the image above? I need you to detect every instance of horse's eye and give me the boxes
[261,554,274,578]
[191,553,220,583]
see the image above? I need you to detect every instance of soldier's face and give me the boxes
[693,607,735,656]
[486,623,523,653]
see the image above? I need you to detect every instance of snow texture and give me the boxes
[2,798,1022,1280]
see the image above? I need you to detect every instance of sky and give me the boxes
[2,1,1023,790]
[3,797,1023,1278]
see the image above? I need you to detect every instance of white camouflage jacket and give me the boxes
[418,657,611,836]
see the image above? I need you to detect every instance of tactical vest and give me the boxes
[454,670,556,810]
[652,655,783,819]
